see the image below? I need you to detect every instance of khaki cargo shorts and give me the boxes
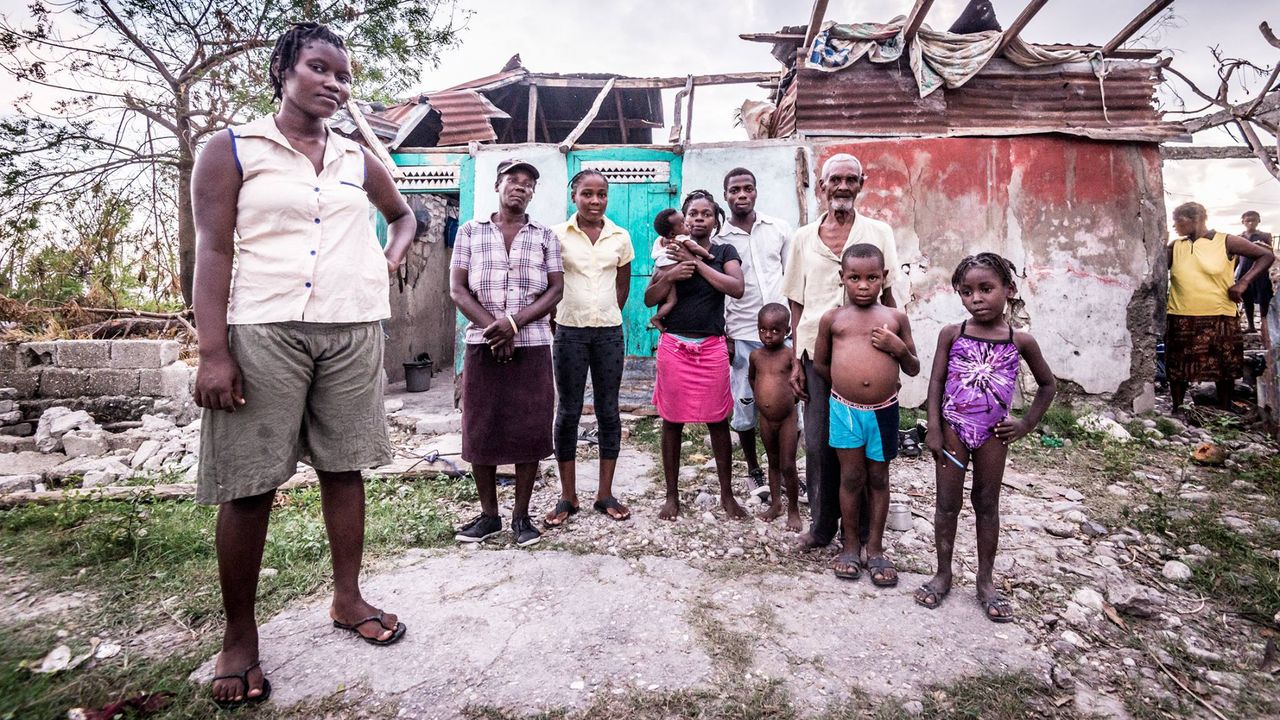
[196,322,392,504]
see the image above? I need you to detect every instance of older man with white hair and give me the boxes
[781,153,900,552]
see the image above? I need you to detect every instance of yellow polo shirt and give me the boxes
[1167,232,1237,317]
[781,212,899,358]
[552,214,634,327]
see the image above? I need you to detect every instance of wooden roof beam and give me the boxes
[800,0,830,68]
[739,32,805,43]
[996,0,1051,55]
[528,71,776,90]
[559,77,615,153]
[1102,0,1174,55]
[902,0,937,47]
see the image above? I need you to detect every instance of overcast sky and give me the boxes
[1,0,1277,233]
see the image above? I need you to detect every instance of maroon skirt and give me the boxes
[461,344,554,465]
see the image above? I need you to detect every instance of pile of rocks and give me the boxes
[0,387,27,437]
[0,408,201,494]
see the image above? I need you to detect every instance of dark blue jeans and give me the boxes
[553,325,625,461]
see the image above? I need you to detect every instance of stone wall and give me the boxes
[384,192,456,384]
[0,340,196,431]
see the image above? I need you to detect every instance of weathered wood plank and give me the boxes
[1102,0,1174,55]
[559,77,616,153]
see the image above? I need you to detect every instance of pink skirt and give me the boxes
[653,333,732,423]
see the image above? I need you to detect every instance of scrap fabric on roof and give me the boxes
[807,19,1098,98]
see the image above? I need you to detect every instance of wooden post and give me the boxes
[344,99,403,180]
[794,147,810,226]
[684,76,696,145]
[559,76,616,153]
[526,82,538,143]
[1102,0,1174,55]
[996,0,1051,55]
[538,101,551,145]
[902,0,937,47]
[669,75,693,144]
[614,91,629,144]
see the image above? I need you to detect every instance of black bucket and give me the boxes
[404,353,434,393]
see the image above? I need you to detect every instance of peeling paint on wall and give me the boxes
[814,137,1166,405]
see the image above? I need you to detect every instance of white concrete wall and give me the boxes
[680,142,817,230]
[471,144,569,225]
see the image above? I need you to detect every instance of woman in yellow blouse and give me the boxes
[1167,202,1273,412]
[544,170,634,526]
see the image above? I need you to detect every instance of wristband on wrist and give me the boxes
[506,315,519,335]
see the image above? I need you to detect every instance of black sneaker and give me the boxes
[747,468,771,504]
[455,513,502,543]
[512,515,541,547]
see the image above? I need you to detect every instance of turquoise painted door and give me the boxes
[567,150,681,357]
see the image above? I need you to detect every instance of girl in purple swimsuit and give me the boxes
[915,253,1057,623]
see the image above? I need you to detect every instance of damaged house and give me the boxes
[348,0,1185,410]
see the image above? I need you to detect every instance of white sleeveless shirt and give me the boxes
[223,115,390,324]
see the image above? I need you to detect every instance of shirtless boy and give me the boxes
[814,244,919,586]
[749,303,803,531]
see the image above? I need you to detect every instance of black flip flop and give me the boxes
[593,496,631,521]
[544,499,579,527]
[914,585,949,609]
[866,555,899,588]
[332,612,407,646]
[211,661,272,710]
[980,594,1016,623]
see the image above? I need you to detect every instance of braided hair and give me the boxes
[681,189,724,236]
[569,168,608,192]
[269,22,348,101]
[951,252,1026,322]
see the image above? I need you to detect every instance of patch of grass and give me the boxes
[1099,440,1141,481]
[1234,454,1280,490]
[1123,498,1280,621]
[1038,403,1083,441]
[899,407,922,430]
[0,474,459,719]
[1200,412,1244,443]
[1154,416,1181,438]
[0,629,214,720]
[916,672,1072,720]
[687,601,754,675]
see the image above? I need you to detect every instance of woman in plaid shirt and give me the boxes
[449,159,564,548]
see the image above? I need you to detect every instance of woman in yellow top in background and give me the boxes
[1167,202,1273,413]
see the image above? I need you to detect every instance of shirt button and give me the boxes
[314,187,320,192]
[310,250,316,256]
[314,218,321,224]
[305,282,312,288]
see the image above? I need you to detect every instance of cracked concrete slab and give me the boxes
[193,549,1046,718]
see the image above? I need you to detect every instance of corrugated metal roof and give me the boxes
[330,103,402,142]
[427,89,510,146]
[793,58,1184,143]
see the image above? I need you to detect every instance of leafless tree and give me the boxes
[1165,22,1280,180]
[0,0,464,306]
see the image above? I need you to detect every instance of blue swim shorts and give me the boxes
[828,392,899,462]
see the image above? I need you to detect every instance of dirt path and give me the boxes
[192,549,1045,718]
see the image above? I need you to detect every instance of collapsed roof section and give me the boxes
[367,55,665,149]
[741,0,1187,143]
